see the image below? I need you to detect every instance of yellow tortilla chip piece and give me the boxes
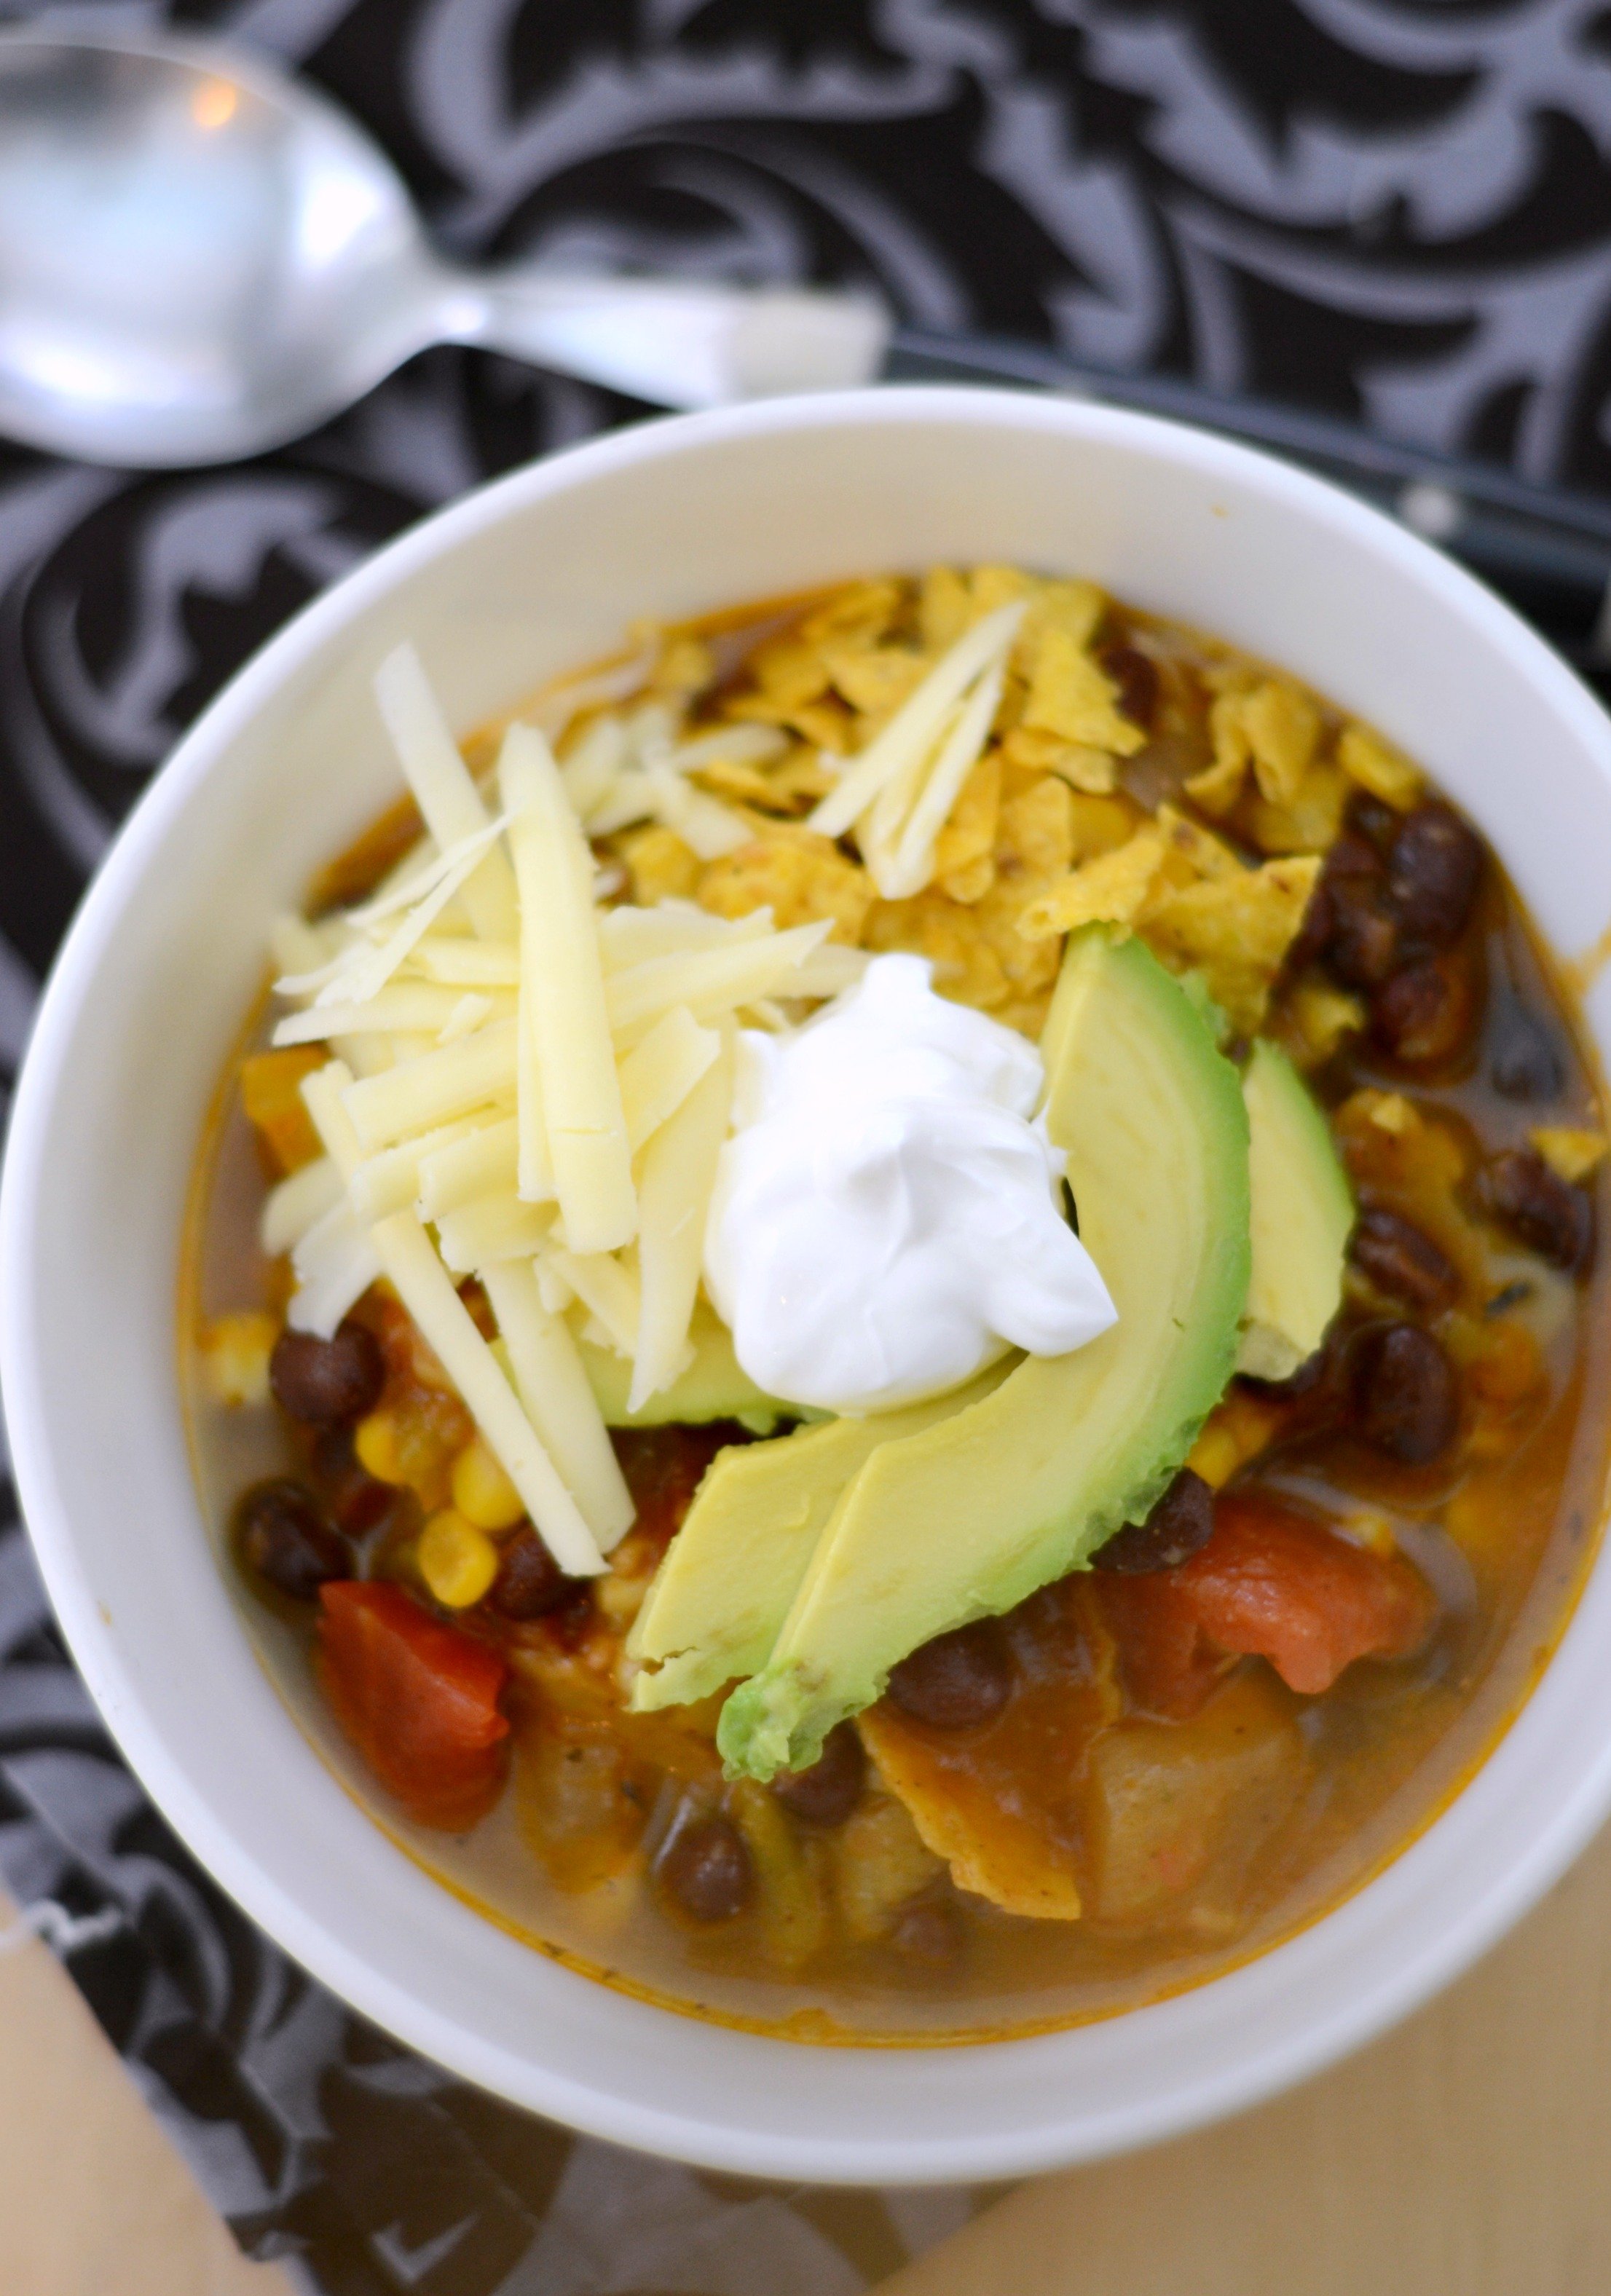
[1068,792,1143,860]
[1240,681,1320,804]
[1245,760,1349,856]
[798,578,903,645]
[824,643,929,715]
[697,828,874,944]
[1021,627,1145,757]
[932,752,1000,885]
[619,825,699,904]
[1017,826,1166,941]
[1185,691,1253,814]
[1141,853,1321,1034]
[1339,724,1423,811]
[650,636,714,695]
[1154,802,1240,882]
[1275,979,1367,1070]
[919,565,972,653]
[864,889,1012,1010]
[969,564,1033,620]
[749,637,831,709]
[1531,1127,1609,1183]
[998,774,1074,879]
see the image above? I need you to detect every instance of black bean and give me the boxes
[1099,642,1159,731]
[1489,999,1566,1102]
[1477,1150,1594,1274]
[771,1723,866,1826]
[886,1621,1012,1730]
[1350,1207,1460,1312]
[1371,955,1476,1067]
[269,1322,384,1427]
[235,1478,349,1601]
[489,1528,572,1620]
[1319,836,1402,989]
[310,1428,396,1538]
[1352,1324,1460,1464]
[659,1816,752,1922]
[1095,1469,1216,1574]
[890,1894,964,1968]
[1388,802,1483,947]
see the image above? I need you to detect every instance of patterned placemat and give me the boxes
[3,3,1611,2288]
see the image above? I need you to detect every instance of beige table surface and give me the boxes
[9,1812,1611,2296]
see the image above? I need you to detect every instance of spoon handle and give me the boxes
[444,272,890,413]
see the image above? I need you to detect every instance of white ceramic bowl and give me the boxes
[6,389,1611,2185]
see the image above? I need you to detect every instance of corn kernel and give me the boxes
[200,1311,280,1408]
[354,1410,406,1486]
[451,1438,525,1532]
[418,1510,500,1609]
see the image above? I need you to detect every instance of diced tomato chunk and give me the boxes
[1100,1491,1435,1713]
[317,1582,510,1831]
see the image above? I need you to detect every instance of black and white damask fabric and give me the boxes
[1,2,1610,2287]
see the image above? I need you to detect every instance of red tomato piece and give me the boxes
[1097,1572,1234,1720]
[317,1582,511,1831]
[1099,1492,1435,1713]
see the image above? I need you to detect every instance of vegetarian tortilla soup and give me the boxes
[185,566,1611,2041]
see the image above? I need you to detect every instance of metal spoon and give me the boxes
[0,27,890,468]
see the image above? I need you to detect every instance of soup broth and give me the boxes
[184,572,1611,2041]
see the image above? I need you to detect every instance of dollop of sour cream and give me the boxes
[703,954,1117,1414]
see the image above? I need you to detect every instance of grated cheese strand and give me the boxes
[342,1018,519,1151]
[629,1028,735,1413]
[881,657,1007,900]
[499,724,637,1254]
[618,1005,721,1153]
[374,644,518,941]
[261,1155,342,1257]
[302,1061,604,1575]
[807,599,1026,840]
[481,1262,634,1550]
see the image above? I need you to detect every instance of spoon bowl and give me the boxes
[0,30,888,467]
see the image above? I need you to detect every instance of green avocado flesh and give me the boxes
[580,1301,804,1430]
[1235,1039,1354,1383]
[717,926,1253,1780]
[626,1359,1015,1713]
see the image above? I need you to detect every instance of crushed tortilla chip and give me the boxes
[1021,627,1145,757]
[620,824,700,904]
[1245,760,1349,856]
[1141,853,1321,1034]
[797,578,904,646]
[693,755,783,805]
[969,564,1033,620]
[1017,827,1167,941]
[1154,803,1241,883]
[1339,1088,1419,1137]
[824,642,929,716]
[919,565,972,653]
[649,635,714,695]
[1531,1127,1609,1183]
[998,775,1075,879]
[1275,979,1367,1070]
[864,889,1012,1009]
[1068,792,1143,860]
[933,752,1000,894]
[1240,682,1320,803]
[749,637,830,709]
[1338,723,1422,811]
[698,827,874,944]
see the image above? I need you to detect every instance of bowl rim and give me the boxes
[7,383,1611,2185]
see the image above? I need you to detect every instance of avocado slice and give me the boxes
[626,1357,1015,1713]
[718,926,1251,1780]
[1235,1040,1353,1382]
[579,1298,808,1431]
